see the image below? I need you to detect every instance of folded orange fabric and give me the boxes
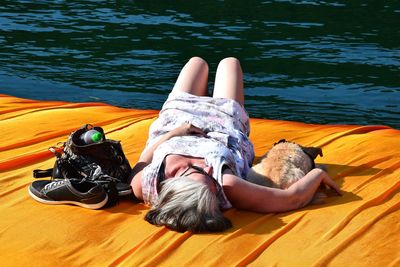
[1,94,399,266]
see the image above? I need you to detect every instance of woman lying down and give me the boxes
[130,57,341,233]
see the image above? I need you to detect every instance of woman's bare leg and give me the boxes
[172,57,209,96]
[213,57,244,105]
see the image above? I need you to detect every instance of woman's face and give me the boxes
[162,155,219,194]
[178,165,219,194]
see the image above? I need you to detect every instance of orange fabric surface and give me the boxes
[1,94,399,266]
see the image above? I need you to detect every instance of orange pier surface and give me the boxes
[1,94,399,266]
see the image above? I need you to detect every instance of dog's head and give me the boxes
[300,146,323,160]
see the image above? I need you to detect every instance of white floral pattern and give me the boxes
[141,91,254,208]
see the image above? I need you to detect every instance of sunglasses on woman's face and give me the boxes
[180,165,210,177]
[159,163,221,192]
[180,165,222,194]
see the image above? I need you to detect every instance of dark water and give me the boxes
[1,1,399,129]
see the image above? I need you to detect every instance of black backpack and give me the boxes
[33,124,132,205]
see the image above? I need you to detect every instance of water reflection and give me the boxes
[0,0,398,128]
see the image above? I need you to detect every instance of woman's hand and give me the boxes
[131,122,206,200]
[134,122,205,168]
[168,122,206,138]
[319,169,342,196]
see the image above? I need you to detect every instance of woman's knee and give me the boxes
[218,57,241,69]
[173,56,209,95]
[187,56,209,71]
[213,57,244,104]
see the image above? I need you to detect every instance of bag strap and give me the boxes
[33,168,53,178]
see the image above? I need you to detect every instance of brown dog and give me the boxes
[247,139,323,189]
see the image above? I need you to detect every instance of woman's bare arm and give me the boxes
[223,168,341,213]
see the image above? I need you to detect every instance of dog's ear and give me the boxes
[273,139,287,146]
[301,146,323,159]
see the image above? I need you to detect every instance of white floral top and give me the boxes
[141,91,254,208]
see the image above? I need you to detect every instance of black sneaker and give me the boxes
[28,179,108,209]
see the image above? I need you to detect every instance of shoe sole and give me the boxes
[28,187,108,210]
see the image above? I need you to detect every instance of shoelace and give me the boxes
[43,180,66,192]
[89,165,119,183]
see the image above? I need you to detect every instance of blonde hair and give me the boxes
[145,177,232,232]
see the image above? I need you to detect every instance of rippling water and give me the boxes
[1,1,399,128]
